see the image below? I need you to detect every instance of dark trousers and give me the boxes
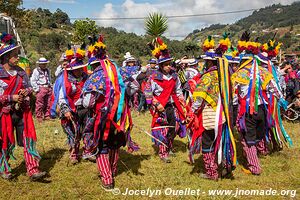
[232,105,238,127]
[0,112,24,147]
[202,129,215,153]
[165,104,176,142]
[243,105,267,146]
[137,93,147,112]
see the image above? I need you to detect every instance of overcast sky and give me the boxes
[23,0,298,40]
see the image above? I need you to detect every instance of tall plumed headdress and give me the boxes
[215,32,231,55]
[147,37,172,64]
[237,31,261,55]
[87,34,106,59]
[261,36,282,58]
[202,35,215,52]
[65,43,87,71]
[65,44,75,61]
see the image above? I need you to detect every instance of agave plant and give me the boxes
[144,12,168,38]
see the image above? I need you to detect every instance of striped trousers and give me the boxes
[158,128,174,159]
[241,138,262,175]
[159,144,169,159]
[0,137,40,176]
[158,137,174,159]
[96,149,119,186]
[23,146,40,176]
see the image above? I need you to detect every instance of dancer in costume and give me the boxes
[136,66,149,114]
[187,34,236,180]
[120,55,140,110]
[147,58,158,72]
[231,32,292,175]
[179,59,200,101]
[81,35,138,191]
[185,59,200,80]
[0,33,46,181]
[50,44,89,164]
[145,59,158,105]
[122,52,134,67]
[86,36,101,75]
[145,37,187,163]
[258,39,293,152]
[30,57,52,122]
[119,54,140,101]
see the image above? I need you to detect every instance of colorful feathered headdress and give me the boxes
[64,43,87,71]
[237,31,261,55]
[0,32,20,57]
[65,44,75,61]
[261,39,282,58]
[148,37,171,64]
[75,43,86,60]
[202,35,215,52]
[216,32,231,55]
[224,46,239,63]
[87,35,106,59]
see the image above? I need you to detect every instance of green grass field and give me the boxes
[0,111,299,200]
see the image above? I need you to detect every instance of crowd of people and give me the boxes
[0,31,298,192]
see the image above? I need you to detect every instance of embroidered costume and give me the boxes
[50,44,89,164]
[145,37,187,163]
[0,33,46,180]
[232,32,292,175]
[187,34,236,180]
[81,35,138,190]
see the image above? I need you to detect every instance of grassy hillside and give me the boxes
[185,2,300,54]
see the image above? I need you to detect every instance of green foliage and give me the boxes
[15,7,70,30]
[37,32,69,51]
[73,19,98,43]
[235,2,300,29]
[97,27,151,64]
[281,32,293,49]
[52,8,71,25]
[186,2,300,53]
[201,23,227,32]
[184,42,201,57]
[0,0,23,18]
[145,12,168,38]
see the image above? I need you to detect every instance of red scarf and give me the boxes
[188,103,205,146]
[1,74,37,150]
[64,70,86,113]
[151,76,185,127]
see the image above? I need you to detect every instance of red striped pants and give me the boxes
[158,128,173,159]
[24,147,40,176]
[159,144,169,159]
[96,149,119,185]
[241,138,262,175]
[1,139,40,176]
